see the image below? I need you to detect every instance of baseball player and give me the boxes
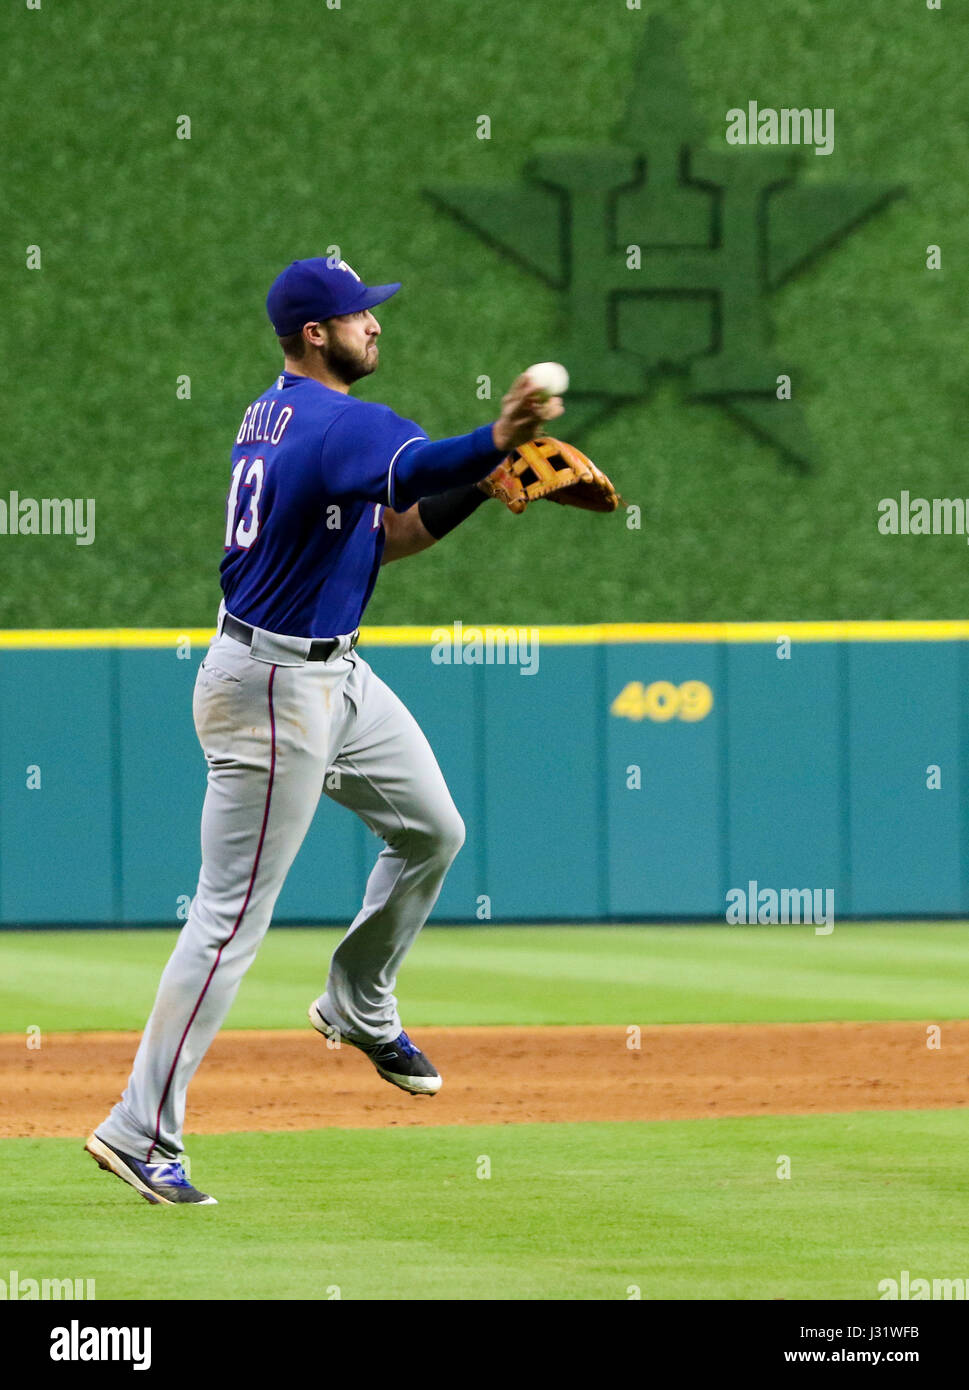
[85,256,563,1205]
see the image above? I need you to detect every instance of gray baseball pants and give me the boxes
[97,618,464,1161]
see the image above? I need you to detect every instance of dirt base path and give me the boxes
[2,1020,968,1139]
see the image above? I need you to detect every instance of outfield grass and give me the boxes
[3,1111,966,1300]
[1,923,968,1033]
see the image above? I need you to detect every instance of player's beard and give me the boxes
[321,337,378,386]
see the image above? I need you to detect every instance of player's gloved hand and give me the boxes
[490,373,565,454]
[478,436,623,515]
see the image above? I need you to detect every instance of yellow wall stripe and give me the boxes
[1,621,969,649]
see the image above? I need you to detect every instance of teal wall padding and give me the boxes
[116,650,208,923]
[724,643,845,910]
[0,639,965,925]
[604,642,722,916]
[0,651,117,922]
[846,643,963,915]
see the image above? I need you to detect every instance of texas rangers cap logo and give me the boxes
[266,256,401,335]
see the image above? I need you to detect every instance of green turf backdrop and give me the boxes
[1,0,967,627]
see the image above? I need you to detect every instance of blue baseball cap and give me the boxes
[266,257,402,336]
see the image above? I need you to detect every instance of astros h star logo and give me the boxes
[425,17,902,470]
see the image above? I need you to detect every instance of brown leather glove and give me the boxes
[480,437,622,515]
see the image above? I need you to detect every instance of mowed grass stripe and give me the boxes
[2,924,969,1030]
[3,1110,967,1300]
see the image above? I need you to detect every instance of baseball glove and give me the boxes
[480,437,622,515]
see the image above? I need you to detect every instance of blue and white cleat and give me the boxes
[85,1132,218,1206]
[308,1000,442,1096]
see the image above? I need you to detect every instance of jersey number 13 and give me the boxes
[224,457,264,550]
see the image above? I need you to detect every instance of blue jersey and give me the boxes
[220,372,429,638]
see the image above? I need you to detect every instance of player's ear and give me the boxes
[303,320,327,350]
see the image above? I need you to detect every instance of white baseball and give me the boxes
[525,361,569,398]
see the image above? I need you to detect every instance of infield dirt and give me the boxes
[2,1020,968,1138]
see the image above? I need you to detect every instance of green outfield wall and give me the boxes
[0,623,966,926]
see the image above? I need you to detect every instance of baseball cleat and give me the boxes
[84,1132,218,1206]
[308,1000,442,1095]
